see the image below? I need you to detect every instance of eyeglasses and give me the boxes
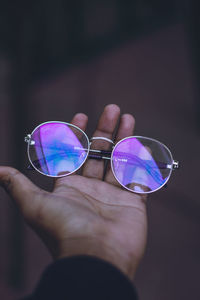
[24,121,179,194]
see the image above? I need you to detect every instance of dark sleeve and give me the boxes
[21,255,138,300]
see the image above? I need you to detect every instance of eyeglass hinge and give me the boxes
[172,160,179,170]
[24,134,35,145]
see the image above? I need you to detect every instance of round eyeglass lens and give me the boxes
[28,122,89,177]
[111,137,173,193]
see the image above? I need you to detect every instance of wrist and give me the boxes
[54,236,138,280]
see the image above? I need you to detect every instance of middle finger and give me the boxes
[82,104,120,179]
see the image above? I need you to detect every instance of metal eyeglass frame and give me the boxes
[24,121,180,194]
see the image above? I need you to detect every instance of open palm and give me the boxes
[0,105,147,279]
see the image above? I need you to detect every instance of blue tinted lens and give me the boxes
[112,137,173,193]
[29,122,89,176]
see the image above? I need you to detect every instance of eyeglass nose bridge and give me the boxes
[90,136,114,145]
[88,137,114,160]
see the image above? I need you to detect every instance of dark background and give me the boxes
[0,1,200,299]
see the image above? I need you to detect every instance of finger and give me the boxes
[82,104,120,179]
[105,114,135,185]
[114,114,135,143]
[70,113,88,132]
[120,146,153,193]
[0,166,42,220]
[54,113,88,186]
[69,113,88,145]
[126,182,151,193]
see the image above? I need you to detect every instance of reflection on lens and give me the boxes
[111,137,173,193]
[28,122,89,176]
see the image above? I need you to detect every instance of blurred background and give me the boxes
[0,1,200,299]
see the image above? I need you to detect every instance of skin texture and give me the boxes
[0,104,147,280]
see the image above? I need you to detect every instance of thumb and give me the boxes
[0,166,43,220]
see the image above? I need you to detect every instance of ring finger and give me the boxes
[104,113,135,186]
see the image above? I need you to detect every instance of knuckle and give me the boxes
[0,168,20,193]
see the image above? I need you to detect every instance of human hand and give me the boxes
[0,104,147,280]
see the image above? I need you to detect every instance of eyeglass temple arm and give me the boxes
[27,149,111,170]
[27,148,179,170]
[86,149,179,170]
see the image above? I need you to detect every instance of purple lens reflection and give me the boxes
[29,122,89,176]
[111,137,172,193]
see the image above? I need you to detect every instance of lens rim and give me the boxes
[27,121,90,178]
[111,136,174,194]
